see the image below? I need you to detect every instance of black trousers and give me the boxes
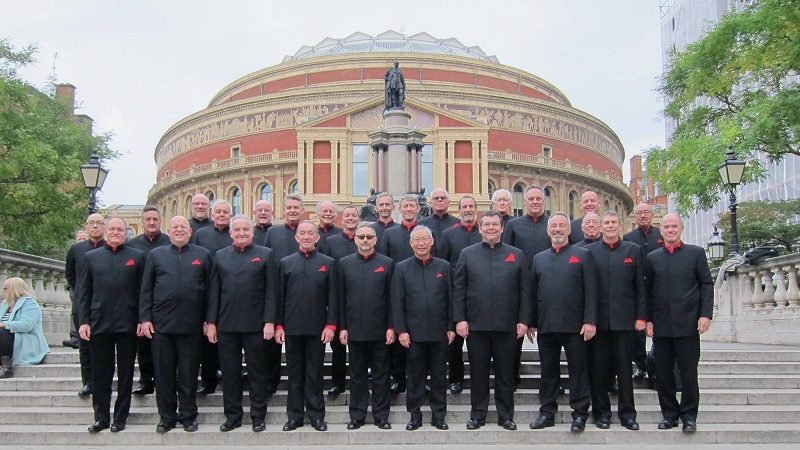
[633,330,647,371]
[537,332,590,420]
[152,332,202,424]
[199,339,219,388]
[136,335,155,385]
[330,337,346,390]
[89,332,137,424]
[72,312,92,387]
[285,335,325,422]
[590,330,636,422]
[390,340,407,387]
[448,334,464,384]
[0,328,14,358]
[406,340,448,423]
[264,339,282,388]
[466,330,516,422]
[218,331,269,423]
[348,340,390,423]
[653,335,701,422]
[513,336,524,386]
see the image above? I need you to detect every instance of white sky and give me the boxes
[2,0,667,206]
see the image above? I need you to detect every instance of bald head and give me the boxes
[580,191,599,215]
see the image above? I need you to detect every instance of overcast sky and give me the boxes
[3,0,667,206]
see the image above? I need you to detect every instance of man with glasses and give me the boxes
[420,188,459,254]
[624,202,664,381]
[252,200,274,246]
[491,189,514,228]
[189,194,212,235]
[338,223,395,430]
[66,213,106,398]
[392,226,454,431]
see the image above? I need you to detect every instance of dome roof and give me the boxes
[282,30,500,63]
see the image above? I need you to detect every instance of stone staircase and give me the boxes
[1,341,799,446]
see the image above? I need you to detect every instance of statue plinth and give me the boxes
[368,107,426,196]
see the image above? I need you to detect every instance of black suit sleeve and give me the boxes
[207,261,220,322]
[530,259,539,328]
[263,250,280,324]
[139,252,156,323]
[326,260,339,328]
[78,257,93,327]
[697,249,714,320]
[516,254,531,326]
[452,254,467,324]
[390,265,408,334]
[582,252,598,325]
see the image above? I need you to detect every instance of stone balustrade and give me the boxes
[0,248,71,345]
[707,252,800,345]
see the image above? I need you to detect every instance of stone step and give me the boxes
[3,422,800,445]
[1,403,799,426]
[3,388,800,408]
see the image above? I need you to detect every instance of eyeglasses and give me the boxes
[635,211,653,216]
[411,236,432,244]
[356,234,376,240]
[191,202,209,207]
[86,221,105,226]
[431,196,448,201]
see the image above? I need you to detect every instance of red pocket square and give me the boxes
[436,273,443,278]
[319,266,327,272]
[251,257,261,262]
[505,253,515,262]
[192,259,201,265]
[374,266,385,272]
[624,257,633,263]
[125,259,135,266]
[568,255,580,264]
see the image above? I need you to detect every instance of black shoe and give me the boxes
[571,417,587,432]
[110,422,126,432]
[197,384,216,395]
[466,418,485,430]
[530,415,554,429]
[658,418,679,430]
[609,383,619,394]
[327,385,344,396]
[87,421,109,433]
[132,383,154,396]
[62,338,80,349]
[406,420,422,431]
[182,420,198,432]
[252,417,266,432]
[633,368,646,380]
[449,382,462,394]
[156,421,175,433]
[375,419,392,429]
[390,382,406,394]
[312,419,327,431]
[682,419,697,433]
[219,420,241,432]
[282,419,303,431]
[499,419,517,431]
[622,419,640,431]
[432,420,449,430]
[265,384,277,396]
[596,418,610,429]
[78,385,92,398]
[347,420,363,430]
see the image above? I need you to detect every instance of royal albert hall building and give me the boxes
[147,31,633,222]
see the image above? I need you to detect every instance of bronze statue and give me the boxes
[359,188,379,221]
[384,62,405,110]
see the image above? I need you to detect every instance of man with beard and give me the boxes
[371,192,397,245]
[439,196,480,394]
[79,218,145,433]
[188,194,212,236]
[276,221,337,432]
[585,211,646,430]
[568,191,600,244]
[139,216,211,433]
[529,213,597,433]
[338,222,395,430]
[252,200,274,246]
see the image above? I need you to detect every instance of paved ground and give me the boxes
[6,445,800,450]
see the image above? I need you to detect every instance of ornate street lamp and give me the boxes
[717,144,746,256]
[707,226,725,264]
[80,150,109,215]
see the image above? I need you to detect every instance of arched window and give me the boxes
[513,183,525,217]
[543,187,553,216]
[568,191,578,220]
[126,227,135,241]
[231,188,241,215]
[604,199,610,213]
[260,184,273,203]
[185,196,193,217]
[488,179,497,200]
[171,200,178,218]
[206,191,215,202]
[289,180,299,194]
[352,144,369,196]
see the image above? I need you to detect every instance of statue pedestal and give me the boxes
[368,108,426,197]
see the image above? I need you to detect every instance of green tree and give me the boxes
[645,0,800,215]
[0,39,115,259]
[715,198,800,254]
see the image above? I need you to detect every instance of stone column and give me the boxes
[368,108,426,197]
[773,268,787,311]
[785,265,799,309]
[751,270,764,310]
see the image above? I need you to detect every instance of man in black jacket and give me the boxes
[646,213,713,433]
[276,221,338,432]
[392,226,454,431]
[529,212,598,433]
[439,196,480,394]
[624,202,664,380]
[568,191,600,244]
[586,211,646,431]
[188,194,212,235]
[79,218,145,433]
[206,215,279,433]
[338,223,395,430]
[66,213,105,398]
[419,188,459,253]
[252,200,273,246]
[454,211,530,431]
[127,205,171,397]
[574,213,601,247]
[491,189,513,228]
[371,192,397,244]
[139,215,211,433]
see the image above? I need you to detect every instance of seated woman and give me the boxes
[0,277,50,377]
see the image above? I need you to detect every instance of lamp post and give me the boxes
[707,226,725,264]
[80,150,109,215]
[717,144,746,256]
